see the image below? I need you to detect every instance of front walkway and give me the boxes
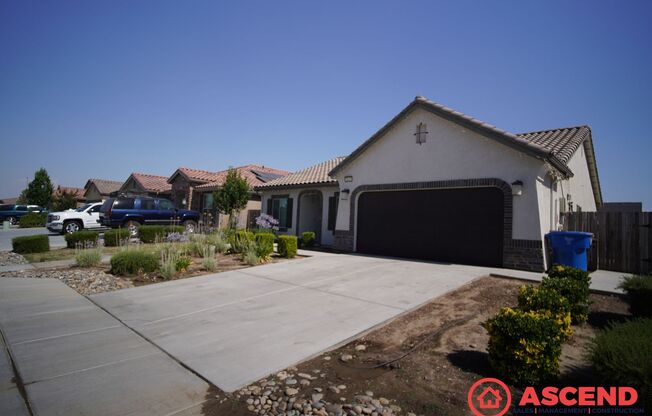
[0,278,211,416]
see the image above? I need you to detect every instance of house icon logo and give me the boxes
[468,378,511,416]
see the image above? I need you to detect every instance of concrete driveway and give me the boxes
[92,252,499,392]
[0,227,66,251]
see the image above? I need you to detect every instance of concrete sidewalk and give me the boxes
[0,278,212,416]
[490,268,628,294]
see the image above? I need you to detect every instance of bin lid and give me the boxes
[547,231,593,238]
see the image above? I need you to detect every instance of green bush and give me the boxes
[138,225,185,244]
[518,285,572,340]
[278,235,298,258]
[255,233,275,258]
[484,307,565,386]
[110,249,159,276]
[229,230,254,254]
[619,275,652,317]
[175,255,191,271]
[64,230,99,249]
[543,265,591,324]
[242,244,260,266]
[104,229,131,247]
[19,212,47,228]
[12,234,49,253]
[590,318,652,408]
[75,247,102,267]
[301,231,316,248]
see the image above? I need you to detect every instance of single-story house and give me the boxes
[119,172,173,198]
[257,96,602,272]
[83,179,123,202]
[53,186,86,207]
[167,165,289,227]
[0,197,18,205]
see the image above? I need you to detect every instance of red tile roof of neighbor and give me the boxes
[55,186,85,199]
[130,173,172,193]
[84,179,123,195]
[255,157,346,189]
[172,165,290,191]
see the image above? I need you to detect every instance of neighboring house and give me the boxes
[167,165,289,227]
[53,186,86,207]
[256,157,345,247]
[119,172,172,198]
[83,179,123,202]
[0,197,18,205]
[258,96,602,272]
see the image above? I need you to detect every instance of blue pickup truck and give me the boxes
[0,204,45,226]
[99,195,200,235]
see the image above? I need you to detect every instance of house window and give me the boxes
[327,192,339,231]
[267,196,293,229]
[414,122,428,144]
[203,193,214,210]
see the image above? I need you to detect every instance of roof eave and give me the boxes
[255,181,339,192]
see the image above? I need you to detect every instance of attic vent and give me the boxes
[414,122,428,145]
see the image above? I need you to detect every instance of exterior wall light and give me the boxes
[511,180,523,196]
[340,189,350,200]
[344,176,353,183]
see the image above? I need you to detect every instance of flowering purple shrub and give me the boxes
[255,213,279,231]
[166,232,188,243]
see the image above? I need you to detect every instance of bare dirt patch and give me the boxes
[198,276,628,416]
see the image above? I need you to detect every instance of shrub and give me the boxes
[543,265,591,324]
[110,249,159,276]
[12,234,49,253]
[138,225,185,244]
[206,232,229,253]
[104,229,130,247]
[518,285,572,340]
[484,307,565,386]
[64,230,99,249]
[19,212,47,228]
[75,247,102,267]
[255,233,275,258]
[277,235,298,258]
[242,244,260,266]
[301,231,316,248]
[590,318,652,408]
[254,213,279,231]
[619,275,652,317]
[201,245,217,272]
[229,230,254,254]
[176,255,191,271]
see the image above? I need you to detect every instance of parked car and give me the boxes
[46,202,105,234]
[99,195,199,235]
[0,204,45,226]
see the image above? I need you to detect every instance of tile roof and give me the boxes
[55,186,85,199]
[84,179,123,195]
[173,167,224,183]
[516,125,591,165]
[192,165,291,191]
[130,173,172,193]
[255,157,346,189]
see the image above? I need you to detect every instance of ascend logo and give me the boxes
[467,378,642,415]
[467,378,512,416]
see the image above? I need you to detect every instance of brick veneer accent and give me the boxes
[332,178,544,272]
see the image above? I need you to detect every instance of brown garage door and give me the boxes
[356,187,504,267]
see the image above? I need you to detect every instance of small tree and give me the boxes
[24,168,54,208]
[213,168,250,229]
[52,189,78,211]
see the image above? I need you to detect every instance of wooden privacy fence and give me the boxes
[563,211,652,274]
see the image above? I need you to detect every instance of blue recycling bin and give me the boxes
[547,231,593,271]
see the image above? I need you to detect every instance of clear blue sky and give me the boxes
[1,1,651,208]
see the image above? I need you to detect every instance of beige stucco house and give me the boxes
[119,172,172,198]
[83,179,123,202]
[257,96,602,272]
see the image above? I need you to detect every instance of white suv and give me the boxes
[46,202,105,234]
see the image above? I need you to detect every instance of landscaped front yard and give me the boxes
[196,276,631,416]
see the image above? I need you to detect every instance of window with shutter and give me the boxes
[327,192,339,231]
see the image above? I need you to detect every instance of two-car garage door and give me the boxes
[356,187,504,267]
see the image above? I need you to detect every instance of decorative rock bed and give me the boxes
[0,268,134,295]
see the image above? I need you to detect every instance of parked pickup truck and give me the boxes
[46,202,105,234]
[0,204,45,226]
[99,195,200,235]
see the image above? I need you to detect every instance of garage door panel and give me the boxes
[356,187,503,267]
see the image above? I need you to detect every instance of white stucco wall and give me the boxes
[332,107,547,243]
[260,186,340,246]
